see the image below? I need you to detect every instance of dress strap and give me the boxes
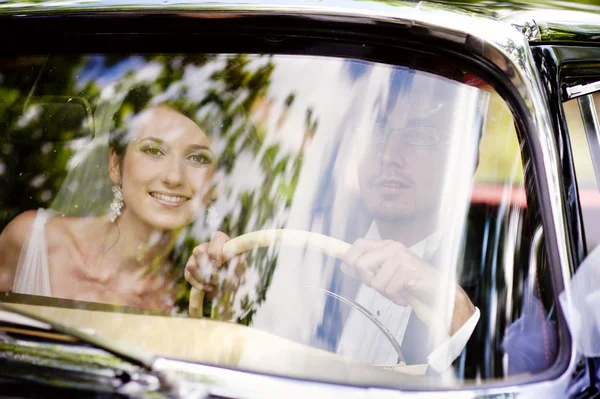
[12,208,57,297]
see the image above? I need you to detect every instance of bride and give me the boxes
[0,104,219,311]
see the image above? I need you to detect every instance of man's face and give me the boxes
[357,88,451,223]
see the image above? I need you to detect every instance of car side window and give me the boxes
[564,92,600,252]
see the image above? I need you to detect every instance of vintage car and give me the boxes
[1,0,600,397]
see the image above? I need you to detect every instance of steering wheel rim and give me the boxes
[189,228,434,365]
[222,229,350,260]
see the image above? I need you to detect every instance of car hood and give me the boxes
[3,303,428,383]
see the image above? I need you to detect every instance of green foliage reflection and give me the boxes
[0,54,310,324]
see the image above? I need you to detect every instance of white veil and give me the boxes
[50,88,138,216]
[12,81,139,295]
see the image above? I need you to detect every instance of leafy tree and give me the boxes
[0,53,312,324]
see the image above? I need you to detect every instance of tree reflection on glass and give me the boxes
[0,54,313,323]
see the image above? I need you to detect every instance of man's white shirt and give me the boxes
[336,223,480,371]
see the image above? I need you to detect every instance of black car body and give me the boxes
[1,0,600,398]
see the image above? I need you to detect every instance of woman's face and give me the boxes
[110,105,216,231]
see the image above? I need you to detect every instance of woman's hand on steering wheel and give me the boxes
[185,231,247,301]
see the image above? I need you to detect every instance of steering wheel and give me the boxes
[188,229,434,365]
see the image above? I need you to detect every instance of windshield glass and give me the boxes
[0,53,558,387]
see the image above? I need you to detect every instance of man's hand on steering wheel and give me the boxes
[340,238,475,336]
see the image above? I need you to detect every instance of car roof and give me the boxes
[0,0,598,44]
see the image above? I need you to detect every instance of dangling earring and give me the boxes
[109,185,124,223]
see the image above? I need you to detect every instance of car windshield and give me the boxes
[0,53,558,387]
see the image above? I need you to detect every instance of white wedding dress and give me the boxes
[11,209,56,296]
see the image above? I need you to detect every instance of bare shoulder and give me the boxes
[0,210,40,291]
[0,211,96,291]
[0,210,39,251]
[0,209,76,249]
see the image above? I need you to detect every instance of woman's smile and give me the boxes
[149,191,191,208]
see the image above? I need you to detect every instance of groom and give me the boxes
[332,72,480,370]
[185,67,483,372]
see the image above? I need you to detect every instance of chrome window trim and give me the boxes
[577,95,600,191]
[502,9,600,43]
[567,82,600,101]
[154,357,523,399]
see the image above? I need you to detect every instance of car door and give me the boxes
[532,37,600,397]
